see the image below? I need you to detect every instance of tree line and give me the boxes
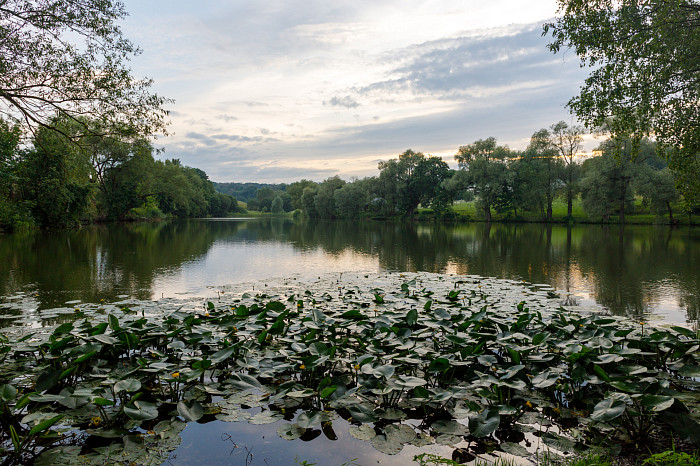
[0,117,242,230]
[239,121,695,223]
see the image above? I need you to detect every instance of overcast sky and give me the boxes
[120,1,593,183]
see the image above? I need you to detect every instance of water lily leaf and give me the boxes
[541,432,578,453]
[435,434,462,445]
[36,368,60,392]
[297,411,323,429]
[349,425,376,441]
[378,408,407,420]
[0,384,17,402]
[215,410,250,422]
[320,385,338,399]
[278,423,306,440]
[640,395,675,412]
[210,346,235,364]
[124,401,159,421]
[248,410,283,425]
[501,442,530,457]
[428,357,450,372]
[395,375,427,388]
[595,353,624,364]
[383,424,416,445]
[348,404,378,423]
[590,397,626,422]
[228,373,262,390]
[531,371,559,388]
[469,409,500,437]
[93,334,119,345]
[35,445,82,466]
[114,379,141,393]
[177,400,204,422]
[431,420,469,436]
[371,434,403,455]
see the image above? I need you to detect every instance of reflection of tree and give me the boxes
[0,220,237,309]
[1,219,698,325]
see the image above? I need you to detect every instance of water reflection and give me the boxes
[0,219,698,326]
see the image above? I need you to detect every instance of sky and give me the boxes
[119,0,594,183]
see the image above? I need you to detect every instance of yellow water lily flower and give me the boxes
[171,372,180,378]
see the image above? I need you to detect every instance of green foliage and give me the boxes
[544,0,700,205]
[0,273,698,463]
[0,0,169,139]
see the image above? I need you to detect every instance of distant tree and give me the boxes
[635,167,679,223]
[300,186,318,218]
[314,176,345,218]
[455,137,513,222]
[549,121,585,218]
[287,180,317,210]
[544,0,700,204]
[271,195,284,213]
[580,137,655,222]
[334,182,368,219]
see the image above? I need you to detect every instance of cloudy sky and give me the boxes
[120,0,593,183]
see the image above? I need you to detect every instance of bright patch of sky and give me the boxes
[120,1,593,183]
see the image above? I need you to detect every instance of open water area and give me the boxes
[1,218,698,330]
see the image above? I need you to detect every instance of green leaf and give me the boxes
[406,308,418,327]
[591,397,626,422]
[108,314,120,331]
[114,379,141,393]
[28,414,64,436]
[36,368,61,392]
[177,400,204,422]
[297,411,323,429]
[428,357,450,373]
[469,409,500,437]
[124,400,159,421]
[320,386,338,399]
[640,395,675,412]
[0,384,17,402]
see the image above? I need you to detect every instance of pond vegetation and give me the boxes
[0,272,698,465]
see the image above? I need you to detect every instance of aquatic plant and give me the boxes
[0,272,698,464]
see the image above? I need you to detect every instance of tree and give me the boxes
[550,121,584,217]
[517,128,565,220]
[0,0,169,138]
[271,195,284,213]
[455,137,513,222]
[544,0,700,203]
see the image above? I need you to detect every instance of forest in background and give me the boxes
[214,121,698,224]
[0,116,243,231]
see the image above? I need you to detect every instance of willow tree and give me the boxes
[0,0,170,139]
[544,0,700,204]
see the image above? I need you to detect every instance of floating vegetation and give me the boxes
[0,272,698,465]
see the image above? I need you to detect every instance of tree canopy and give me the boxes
[0,0,170,138]
[544,0,700,202]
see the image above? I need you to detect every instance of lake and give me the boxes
[1,218,698,329]
[1,219,699,465]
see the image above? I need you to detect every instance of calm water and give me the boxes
[1,218,698,328]
[2,218,699,465]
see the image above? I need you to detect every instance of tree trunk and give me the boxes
[547,204,553,221]
[484,204,492,222]
[619,198,625,223]
[567,188,573,217]
[666,201,675,224]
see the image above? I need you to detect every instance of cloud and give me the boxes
[325,95,360,108]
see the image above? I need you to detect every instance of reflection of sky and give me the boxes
[170,412,456,465]
[151,242,381,299]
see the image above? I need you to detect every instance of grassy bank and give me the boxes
[418,198,699,226]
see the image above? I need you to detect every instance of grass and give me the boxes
[430,197,697,225]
